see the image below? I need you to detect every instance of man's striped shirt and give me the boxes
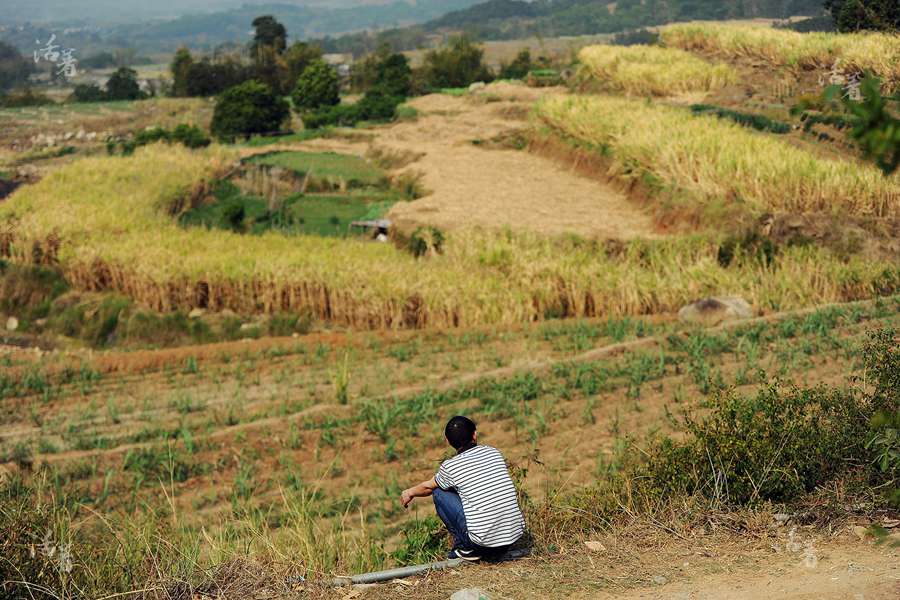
[434,445,525,548]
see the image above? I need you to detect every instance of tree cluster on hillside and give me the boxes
[0,41,35,93]
[825,0,900,32]
[170,17,325,98]
[203,14,499,138]
[70,67,147,103]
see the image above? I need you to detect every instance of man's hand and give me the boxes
[400,477,437,507]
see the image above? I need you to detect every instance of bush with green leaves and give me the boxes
[107,124,211,156]
[211,80,290,141]
[105,67,144,101]
[292,59,340,113]
[421,36,494,90]
[499,49,533,80]
[826,76,899,175]
[407,226,445,258]
[638,328,899,506]
[70,83,106,103]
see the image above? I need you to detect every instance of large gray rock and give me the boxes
[678,296,752,326]
[450,589,491,600]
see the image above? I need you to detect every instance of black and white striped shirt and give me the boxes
[434,445,525,548]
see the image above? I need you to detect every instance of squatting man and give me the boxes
[400,416,525,561]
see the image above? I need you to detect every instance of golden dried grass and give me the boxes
[661,22,900,91]
[578,44,736,96]
[535,94,900,219]
[0,144,896,328]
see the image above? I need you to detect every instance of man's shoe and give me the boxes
[448,548,481,562]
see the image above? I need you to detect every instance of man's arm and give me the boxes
[400,477,438,507]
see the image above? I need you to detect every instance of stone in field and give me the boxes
[6,316,18,331]
[468,82,487,93]
[678,297,752,326]
[188,308,205,319]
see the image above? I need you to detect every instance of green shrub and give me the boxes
[212,80,290,141]
[640,328,899,506]
[70,83,106,103]
[407,226,445,258]
[105,67,144,101]
[292,60,340,112]
[421,36,494,90]
[499,49,533,80]
[268,312,313,336]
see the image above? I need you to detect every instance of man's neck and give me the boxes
[456,441,477,455]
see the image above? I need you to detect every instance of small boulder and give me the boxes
[450,589,490,600]
[5,316,19,332]
[678,296,752,326]
[188,308,206,319]
[468,82,487,93]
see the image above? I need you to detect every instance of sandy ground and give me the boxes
[299,82,659,240]
[356,535,900,600]
[599,543,900,600]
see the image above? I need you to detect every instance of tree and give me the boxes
[825,0,900,32]
[186,57,248,97]
[284,42,323,91]
[250,16,289,93]
[211,80,290,141]
[0,41,33,92]
[421,36,494,90]
[374,53,412,97]
[251,15,287,56]
[499,48,532,80]
[170,47,193,97]
[292,60,340,112]
[70,83,106,103]
[105,67,143,100]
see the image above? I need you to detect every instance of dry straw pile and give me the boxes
[0,144,896,328]
[535,94,900,219]
[578,44,736,96]
[661,22,900,91]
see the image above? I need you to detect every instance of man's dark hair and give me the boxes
[445,415,476,450]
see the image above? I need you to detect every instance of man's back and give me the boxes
[435,445,525,548]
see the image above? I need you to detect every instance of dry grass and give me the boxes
[0,143,897,327]
[578,44,736,96]
[535,94,900,219]
[661,22,900,91]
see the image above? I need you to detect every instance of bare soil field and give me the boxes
[297,82,659,238]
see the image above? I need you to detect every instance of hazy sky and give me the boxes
[3,1,377,24]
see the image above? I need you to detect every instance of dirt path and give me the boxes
[593,544,900,600]
[300,82,658,239]
[359,536,899,600]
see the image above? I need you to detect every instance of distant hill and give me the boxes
[315,0,827,55]
[424,0,827,39]
[1,1,484,53]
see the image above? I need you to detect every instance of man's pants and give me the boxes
[432,487,510,557]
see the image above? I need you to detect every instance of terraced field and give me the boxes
[3,296,898,587]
